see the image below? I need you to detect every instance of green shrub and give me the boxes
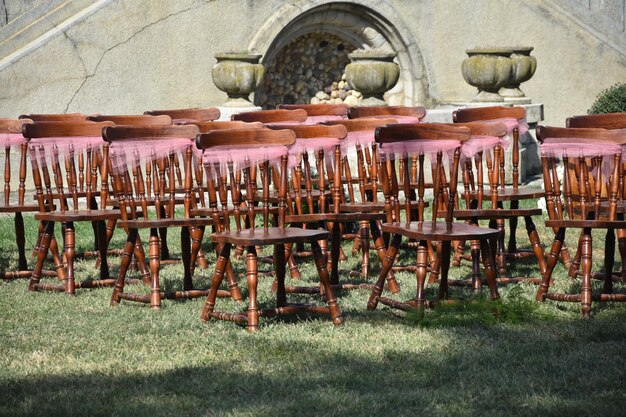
[588,83,626,114]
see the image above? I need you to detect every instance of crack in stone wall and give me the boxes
[63,0,213,113]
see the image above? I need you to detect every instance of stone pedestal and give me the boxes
[423,102,544,184]
[217,106,262,121]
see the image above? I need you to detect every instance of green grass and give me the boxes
[0,203,625,417]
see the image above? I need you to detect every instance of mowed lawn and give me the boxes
[1,204,625,417]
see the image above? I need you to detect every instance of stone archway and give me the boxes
[249,1,430,107]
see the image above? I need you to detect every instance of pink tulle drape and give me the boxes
[483,118,529,149]
[1,133,26,147]
[28,136,104,154]
[340,130,376,155]
[541,137,622,179]
[378,139,461,160]
[460,135,501,159]
[366,115,421,124]
[201,144,290,178]
[108,137,197,174]
[303,115,346,125]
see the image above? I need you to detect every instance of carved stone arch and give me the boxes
[249,1,430,107]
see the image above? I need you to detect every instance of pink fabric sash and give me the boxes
[483,118,529,149]
[378,139,461,159]
[1,133,26,147]
[109,137,197,174]
[289,137,341,157]
[366,115,421,124]
[28,136,104,154]
[201,144,290,178]
[303,115,346,125]
[340,130,376,155]
[541,138,622,179]
[461,135,501,159]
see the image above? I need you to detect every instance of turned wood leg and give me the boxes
[63,222,76,295]
[50,235,66,281]
[246,246,259,332]
[359,220,370,277]
[438,240,451,300]
[367,234,401,311]
[132,234,150,284]
[189,226,204,277]
[507,200,520,255]
[604,228,615,294]
[148,229,161,309]
[275,244,287,307]
[181,227,193,291]
[580,229,593,318]
[329,222,341,285]
[536,228,565,301]
[96,219,109,280]
[495,218,506,274]
[568,233,583,278]
[311,240,342,325]
[111,229,137,305]
[470,239,481,289]
[370,220,399,293]
[201,243,231,322]
[414,240,429,318]
[479,238,500,300]
[158,207,170,260]
[525,215,547,277]
[427,241,442,284]
[29,221,54,291]
[220,242,242,302]
[15,212,27,271]
[617,226,626,281]
[32,220,44,258]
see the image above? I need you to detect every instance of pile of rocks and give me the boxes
[256,33,355,109]
[310,73,362,106]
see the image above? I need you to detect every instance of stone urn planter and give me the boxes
[462,48,514,102]
[499,47,537,98]
[345,50,399,106]
[211,52,265,107]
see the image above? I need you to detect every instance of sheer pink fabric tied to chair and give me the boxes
[108,137,198,175]
[1,133,27,147]
[484,118,529,150]
[201,144,292,179]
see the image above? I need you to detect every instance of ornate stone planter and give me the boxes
[211,52,265,107]
[499,47,537,98]
[462,48,514,102]
[345,50,399,106]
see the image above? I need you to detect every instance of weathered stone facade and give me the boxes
[0,0,624,126]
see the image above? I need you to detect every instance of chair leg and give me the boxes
[201,243,231,322]
[617,228,626,281]
[275,244,287,307]
[218,242,242,302]
[507,200,519,255]
[15,212,27,271]
[158,207,170,260]
[96,219,109,280]
[329,222,341,285]
[479,238,500,300]
[29,221,54,291]
[367,234,402,311]
[536,228,566,301]
[427,241,442,284]
[525,215,547,277]
[133,234,151,284]
[246,246,259,332]
[603,228,615,294]
[370,220,400,293]
[111,229,137,305]
[148,229,161,309]
[414,240,429,318]
[63,222,76,295]
[359,220,370,277]
[470,239,481,289]
[438,240,451,300]
[181,227,193,291]
[189,226,204,277]
[580,229,593,318]
[32,220,44,258]
[311,240,342,325]
[50,235,66,280]
[568,233,583,278]
[495,217,506,274]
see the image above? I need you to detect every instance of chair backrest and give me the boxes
[88,114,172,125]
[278,103,349,117]
[232,109,308,124]
[375,123,470,224]
[103,124,200,221]
[144,107,220,122]
[566,113,626,129]
[22,121,114,213]
[196,128,296,231]
[184,120,263,132]
[348,106,426,120]
[0,118,32,207]
[536,126,624,222]
[453,105,527,189]
[19,113,88,122]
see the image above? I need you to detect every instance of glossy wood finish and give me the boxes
[144,107,220,122]
[184,120,263,132]
[278,103,349,116]
[231,109,308,124]
[88,114,172,125]
[452,105,546,272]
[23,121,121,293]
[19,113,89,122]
[348,106,426,120]
[535,125,626,316]
[197,128,343,331]
[566,113,626,130]
[367,123,500,316]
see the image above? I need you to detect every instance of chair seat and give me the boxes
[449,208,542,220]
[35,209,121,222]
[119,217,215,229]
[333,200,429,213]
[381,221,499,241]
[463,186,544,201]
[545,219,626,229]
[211,227,330,245]
[0,203,40,213]
[285,212,386,223]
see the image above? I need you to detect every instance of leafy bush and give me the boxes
[588,83,626,114]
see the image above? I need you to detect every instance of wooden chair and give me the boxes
[0,118,61,279]
[278,103,348,124]
[88,114,172,125]
[144,107,220,123]
[24,121,122,294]
[535,126,626,317]
[232,109,308,125]
[348,106,426,123]
[104,124,235,308]
[442,121,546,287]
[197,128,343,331]
[19,113,88,122]
[452,106,547,273]
[367,123,500,315]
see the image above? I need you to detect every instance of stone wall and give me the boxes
[0,0,624,127]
